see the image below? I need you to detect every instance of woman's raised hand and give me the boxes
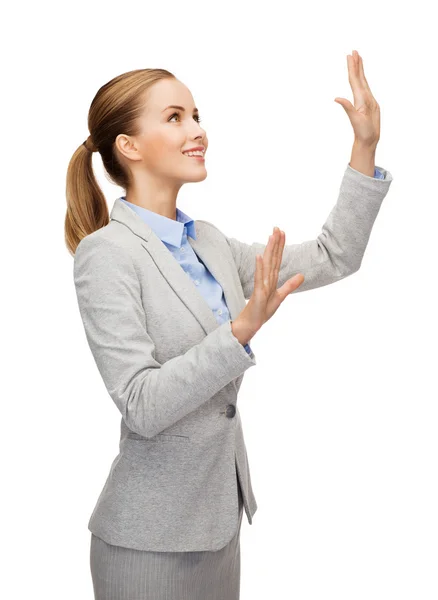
[232,227,305,344]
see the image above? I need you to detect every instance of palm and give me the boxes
[334,49,381,148]
[264,288,283,320]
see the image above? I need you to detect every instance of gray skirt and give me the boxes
[90,482,245,600]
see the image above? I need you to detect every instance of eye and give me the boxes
[168,111,202,124]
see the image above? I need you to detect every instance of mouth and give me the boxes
[183,155,205,161]
[182,150,205,161]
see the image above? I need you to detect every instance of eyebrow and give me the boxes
[162,105,199,113]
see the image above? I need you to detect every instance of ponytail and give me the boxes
[64,139,108,256]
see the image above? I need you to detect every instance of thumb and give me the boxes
[277,273,305,301]
[334,97,355,117]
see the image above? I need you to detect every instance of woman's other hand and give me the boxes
[334,49,380,149]
[232,227,304,345]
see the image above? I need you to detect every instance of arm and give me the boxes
[73,234,256,439]
[203,162,393,300]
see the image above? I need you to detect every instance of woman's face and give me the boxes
[118,77,208,185]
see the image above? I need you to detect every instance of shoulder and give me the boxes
[74,221,135,260]
[194,219,229,246]
[73,222,137,279]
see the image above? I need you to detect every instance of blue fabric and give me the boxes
[120,198,253,355]
[374,167,385,179]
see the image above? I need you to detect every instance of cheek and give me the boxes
[143,132,181,165]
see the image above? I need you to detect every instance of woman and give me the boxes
[65,50,392,599]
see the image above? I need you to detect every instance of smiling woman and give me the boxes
[65,69,209,255]
[66,56,393,600]
[65,67,251,600]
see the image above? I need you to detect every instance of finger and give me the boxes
[269,228,280,289]
[277,273,305,301]
[347,54,359,105]
[263,232,275,288]
[271,227,282,294]
[354,50,376,107]
[273,228,285,286]
[357,52,372,94]
[254,254,263,293]
[347,51,365,107]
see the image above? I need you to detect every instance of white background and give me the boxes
[2,1,437,598]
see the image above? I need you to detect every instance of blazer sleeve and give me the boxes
[73,234,256,439]
[203,163,393,299]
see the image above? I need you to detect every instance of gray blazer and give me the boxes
[73,163,393,552]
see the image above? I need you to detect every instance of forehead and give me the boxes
[144,78,196,114]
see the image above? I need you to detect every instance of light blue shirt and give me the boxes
[373,167,385,179]
[119,197,253,354]
[120,167,384,355]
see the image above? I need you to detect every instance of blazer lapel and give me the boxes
[109,198,242,336]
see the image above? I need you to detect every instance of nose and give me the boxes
[190,119,205,135]
[192,129,204,143]
[189,122,206,145]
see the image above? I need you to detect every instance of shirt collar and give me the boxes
[119,197,197,247]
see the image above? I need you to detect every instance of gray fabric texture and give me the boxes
[73,163,393,552]
[89,475,244,599]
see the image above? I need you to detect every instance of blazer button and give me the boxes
[226,404,236,418]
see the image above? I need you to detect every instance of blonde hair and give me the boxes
[64,68,176,255]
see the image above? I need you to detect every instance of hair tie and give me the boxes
[83,135,97,152]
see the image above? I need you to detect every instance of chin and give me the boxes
[184,169,208,183]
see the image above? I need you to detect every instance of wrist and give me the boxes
[350,140,377,177]
[230,318,256,347]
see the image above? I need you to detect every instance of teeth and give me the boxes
[183,151,204,157]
